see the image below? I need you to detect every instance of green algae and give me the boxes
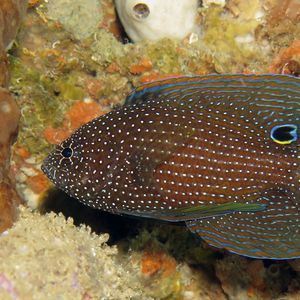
[91,31,184,84]
[9,57,76,156]
[91,30,125,66]
[138,39,181,73]
[53,74,85,101]
[46,0,102,40]
[201,6,261,73]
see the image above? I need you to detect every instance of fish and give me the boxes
[42,74,300,259]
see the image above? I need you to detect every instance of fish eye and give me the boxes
[270,124,297,145]
[61,147,73,158]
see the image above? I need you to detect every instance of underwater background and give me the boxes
[0,0,300,299]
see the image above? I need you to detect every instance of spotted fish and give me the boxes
[42,74,300,259]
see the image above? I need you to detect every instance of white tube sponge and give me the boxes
[114,0,199,42]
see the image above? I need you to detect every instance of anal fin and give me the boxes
[186,189,300,259]
[151,202,266,222]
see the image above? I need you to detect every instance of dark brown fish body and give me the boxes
[42,74,300,259]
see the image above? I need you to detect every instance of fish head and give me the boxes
[41,118,118,202]
[42,74,300,218]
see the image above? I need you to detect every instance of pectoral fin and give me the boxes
[153,202,266,222]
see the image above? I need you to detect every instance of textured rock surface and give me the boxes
[0,89,20,232]
[0,0,27,232]
[0,0,27,87]
[0,206,149,300]
[46,0,102,40]
[0,0,27,49]
[0,50,9,88]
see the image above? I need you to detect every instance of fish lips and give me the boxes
[41,153,70,190]
[41,155,58,184]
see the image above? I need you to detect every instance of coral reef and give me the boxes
[215,255,299,300]
[270,40,300,75]
[127,224,225,299]
[1,0,300,298]
[0,206,149,300]
[47,0,102,40]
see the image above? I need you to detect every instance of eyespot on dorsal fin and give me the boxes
[270,124,298,145]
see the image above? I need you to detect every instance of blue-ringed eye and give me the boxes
[270,124,297,145]
[61,147,73,158]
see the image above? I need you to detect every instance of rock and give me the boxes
[0,0,27,49]
[0,89,20,232]
[0,0,27,232]
[0,89,20,148]
[0,0,27,87]
[0,49,9,88]
[46,0,102,40]
[0,182,19,232]
[0,207,149,300]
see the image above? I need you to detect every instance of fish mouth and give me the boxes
[41,158,58,184]
[41,155,74,194]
